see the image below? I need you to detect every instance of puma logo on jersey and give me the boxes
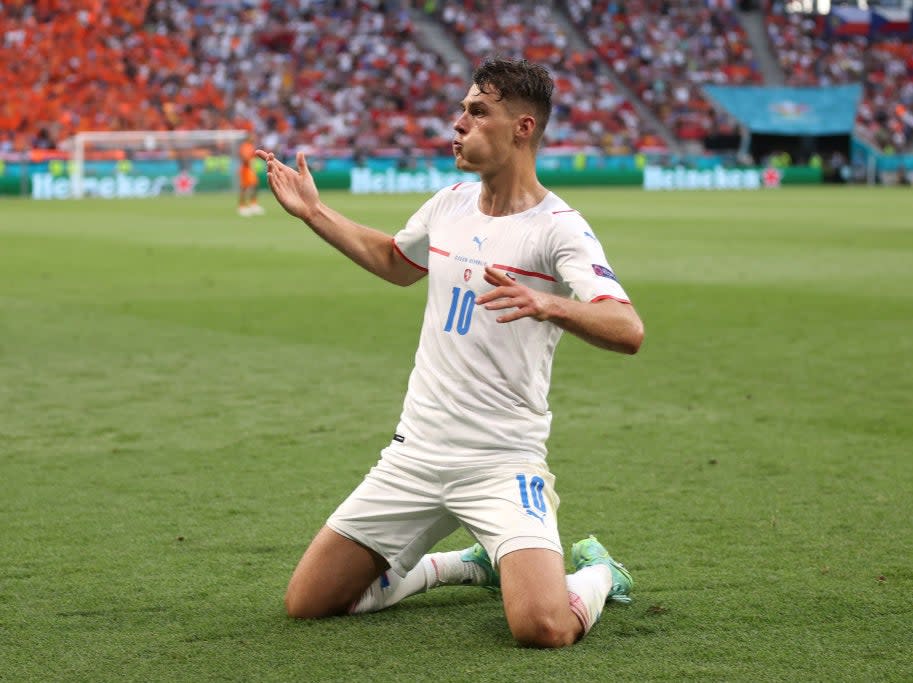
[472,236,487,251]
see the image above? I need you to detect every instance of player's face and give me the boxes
[452,84,519,173]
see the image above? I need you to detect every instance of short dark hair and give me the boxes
[472,58,553,145]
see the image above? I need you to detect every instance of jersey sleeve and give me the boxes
[550,213,631,304]
[392,193,436,271]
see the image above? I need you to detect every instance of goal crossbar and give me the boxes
[63,129,249,198]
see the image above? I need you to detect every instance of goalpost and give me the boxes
[61,129,249,199]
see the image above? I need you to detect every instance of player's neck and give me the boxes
[477,167,547,217]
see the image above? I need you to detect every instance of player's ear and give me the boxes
[514,114,537,143]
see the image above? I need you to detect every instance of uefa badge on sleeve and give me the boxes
[591,264,618,282]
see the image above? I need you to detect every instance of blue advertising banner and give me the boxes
[703,85,863,136]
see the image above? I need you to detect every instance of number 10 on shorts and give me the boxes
[516,474,547,522]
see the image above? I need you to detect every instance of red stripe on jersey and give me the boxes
[429,246,450,257]
[591,294,632,305]
[451,182,465,191]
[552,209,578,215]
[392,239,428,272]
[492,263,557,282]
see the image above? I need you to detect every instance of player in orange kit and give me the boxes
[238,136,264,216]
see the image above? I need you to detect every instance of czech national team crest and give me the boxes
[464,268,472,282]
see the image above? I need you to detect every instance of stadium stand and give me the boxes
[0,0,234,154]
[434,0,667,152]
[566,0,760,145]
[764,0,913,153]
[144,0,469,159]
[1,0,910,157]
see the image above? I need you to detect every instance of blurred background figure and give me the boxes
[238,134,264,216]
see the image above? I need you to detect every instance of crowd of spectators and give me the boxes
[1,0,470,158]
[1,0,911,157]
[436,0,666,153]
[567,0,759,144]
[765,1,913,153]
[0,0,233,154]
[170,0,470,159]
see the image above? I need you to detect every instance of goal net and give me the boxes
[57,130,249,199]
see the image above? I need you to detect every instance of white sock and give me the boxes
[348,551,487,614]
[565,565,613,634]
[423,550,490,587]
[348,566,430,614]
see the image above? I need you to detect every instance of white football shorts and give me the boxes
[326,445,563,577]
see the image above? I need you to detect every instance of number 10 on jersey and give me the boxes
[444,286,476,335]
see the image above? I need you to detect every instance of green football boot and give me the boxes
[571,535,634,604]
[459,543,500,590]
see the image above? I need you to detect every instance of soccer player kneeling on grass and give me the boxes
[257,57,644,648]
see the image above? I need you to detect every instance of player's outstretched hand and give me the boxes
[476,266,557,323]
[255,149,319,221]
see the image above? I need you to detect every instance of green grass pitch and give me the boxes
[1,187,912,681]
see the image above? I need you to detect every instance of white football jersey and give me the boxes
[391,181,630,463]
